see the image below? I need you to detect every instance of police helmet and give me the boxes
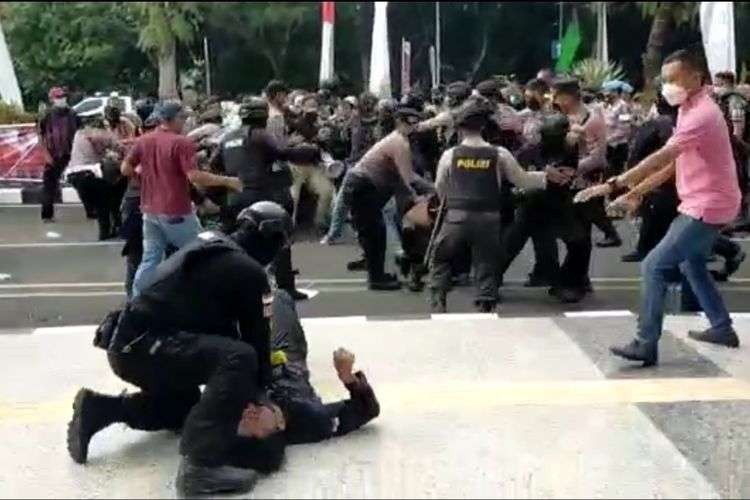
[239,97,269,123]
[235,201,293,265]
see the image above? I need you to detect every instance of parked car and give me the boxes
[73,92,133,118]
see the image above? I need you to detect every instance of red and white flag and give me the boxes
[369,2,391,98]
[319,1,335,84]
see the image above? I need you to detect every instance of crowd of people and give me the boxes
[33,46,749,495]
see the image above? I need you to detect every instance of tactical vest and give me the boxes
[446,145,501,212]
[221,127,291,192]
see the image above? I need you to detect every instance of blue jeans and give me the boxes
[326,171,354,241]
[638,214,733,344]
[132,213,202,297]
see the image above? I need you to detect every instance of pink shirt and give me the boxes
[666,87,740,224]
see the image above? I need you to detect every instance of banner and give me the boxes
[594,2,609,64]
[700,2,736,79]
[0,124,46,181]
[401,38,411,96]
[369,1,391,98]
[319,1,335,84]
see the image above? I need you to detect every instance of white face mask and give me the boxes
[52,98,68,108]
[661,83,688,107]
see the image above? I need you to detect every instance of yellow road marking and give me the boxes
[3,377,750,425]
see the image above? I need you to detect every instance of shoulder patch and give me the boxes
[224,138,244,149]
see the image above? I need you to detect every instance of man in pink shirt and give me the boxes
[576,49,741,366]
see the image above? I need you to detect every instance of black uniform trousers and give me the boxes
[41,157,70,221]
[68,172,126,239]
[225,189,298,292]
[499,190,560,283]
[120,196,143,298]
[636,191,679,258]
[342,174,391,282]
[430,209,501,304]
[107,328,262,468]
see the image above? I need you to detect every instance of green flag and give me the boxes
[555,11,581,73]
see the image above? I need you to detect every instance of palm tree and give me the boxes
[131,2,200,100]
[639,2,697,92]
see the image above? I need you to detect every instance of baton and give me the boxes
[423,196,447,269]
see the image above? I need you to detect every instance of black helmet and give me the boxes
[239,97,269,123]
[233,201,293,266]
[539,112,570,156]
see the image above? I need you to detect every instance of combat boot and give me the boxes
[67,388,124,464]
[475,301,496,313]
[430,290,447,313]
[175,457,259,497]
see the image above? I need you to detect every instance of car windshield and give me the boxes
[73,98,103,114]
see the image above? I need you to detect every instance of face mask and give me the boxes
[661,83,688,107]
[52,98,67,108]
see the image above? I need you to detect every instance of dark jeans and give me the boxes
[430,210,501,304]
[342,175,391,282]
[108,330,262,467]
[638,215,733,344]
[69,172,126,239]
[120,196,143,299]
[41,158,69,220]
[589,196,620,240]
[225,189,298,292]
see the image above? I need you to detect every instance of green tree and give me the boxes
[131,2,201,100]
[639,2,698,91]
[1,2,150,105]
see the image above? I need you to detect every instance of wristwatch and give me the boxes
[605,176,620,191]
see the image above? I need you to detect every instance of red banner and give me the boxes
[0,124,46,181]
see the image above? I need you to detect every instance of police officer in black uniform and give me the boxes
[429,101,552,313]
[211,97,320,301]
[67,202,293,497]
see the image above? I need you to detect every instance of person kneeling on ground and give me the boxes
[67,201,293,497]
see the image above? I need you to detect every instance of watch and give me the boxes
[606,176,620,191]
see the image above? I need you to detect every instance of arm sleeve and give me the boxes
[434,149,453,198]
[238,266,273,388]
[125,139,142,167]
[665,112,709,154]
[262,132,320,165]
[177,138,198,175]
[577,114,608,176]
[497,147,546,190]
[209,146,225,173]
[324,372,381,438]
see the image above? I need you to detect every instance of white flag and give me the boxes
[700,2,736,79]
[319,2,335,84]
[369,2,391,99]
[0,21,23,109]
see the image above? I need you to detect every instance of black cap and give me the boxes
[475,80,500,99]
[552,77,581,96]
[456,100,494,128]
[394,106,422,124]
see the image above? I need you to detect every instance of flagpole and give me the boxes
[203,37,212,97]
[435,2,441,87]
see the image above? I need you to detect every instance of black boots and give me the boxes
[596,234,623,248]
[346,258,368,272]
[610,339,658,367]
[369,274,402,291]
[688,327,740,348]
[475,301,497,313]
[175,457,259,497]
[67,388,124,464]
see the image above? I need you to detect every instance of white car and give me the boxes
[73,92,134,118]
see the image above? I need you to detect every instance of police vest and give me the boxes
[446,145,501,212]
[221,127,291,192]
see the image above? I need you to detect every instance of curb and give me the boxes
[0,186,80,205]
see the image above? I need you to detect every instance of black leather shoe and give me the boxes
[621,252,644,263]
[596,235,623,248]
[369,276,402,291]
[346,258,368,272]
[688,327,740,348]
[610,339,658,367]
[557,287,586,304]
[175,457,259,497]
[67,388,122,464]
[524,275,552,288]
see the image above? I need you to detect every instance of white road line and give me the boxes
[698,312,750,320]
[430,313,498,320]
[33,325,97,336]
[0,291,124,298]
[0,241,120,248]
[301,316,368,325]
[0,189,22,204]
[0,203,84,208]
[0,282,123,289]
[564,310,634,318]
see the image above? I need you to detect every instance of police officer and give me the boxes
[429,101,556,313]
[211,97,319,301]
[67,202,292,497]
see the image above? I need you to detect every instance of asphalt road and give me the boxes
[1,203,749,329]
